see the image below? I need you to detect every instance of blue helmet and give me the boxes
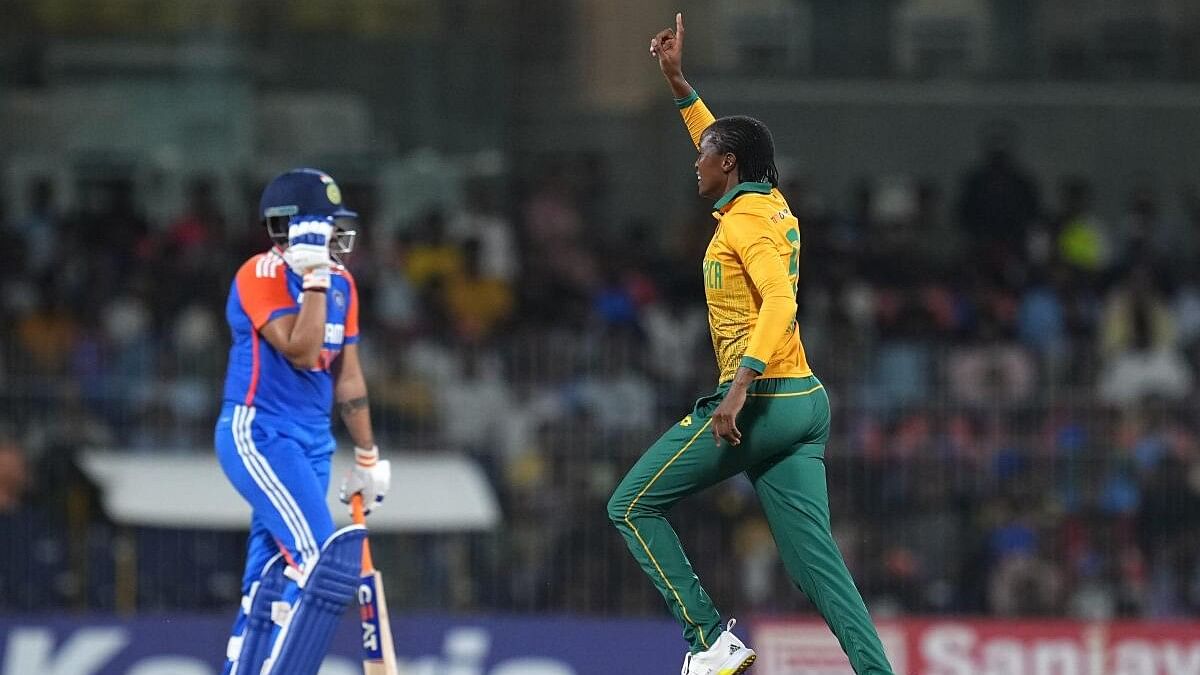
[260,168,357,221]
[260,168,358,257]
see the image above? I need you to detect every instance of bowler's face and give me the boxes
[696,134,729,200]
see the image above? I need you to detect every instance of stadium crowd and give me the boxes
[3,130,1200,622]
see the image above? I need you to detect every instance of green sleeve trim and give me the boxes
[740,356,767,374]
[674,90,700,109]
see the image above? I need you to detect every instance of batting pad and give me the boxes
[226,553,288,675]
[262,525,366,675]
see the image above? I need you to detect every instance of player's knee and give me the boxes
[606,490,629,526]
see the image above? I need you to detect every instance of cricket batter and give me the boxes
[607,15,895,675]
[215,168,391,675]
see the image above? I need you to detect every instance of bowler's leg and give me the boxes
[607,416,745,653]
[748,446,894,674]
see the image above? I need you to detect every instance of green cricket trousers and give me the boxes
[607,376,894,674]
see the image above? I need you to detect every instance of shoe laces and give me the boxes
[681,651,691,675]
[726,618,737,632]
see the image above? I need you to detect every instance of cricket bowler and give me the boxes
[607,14,895,675]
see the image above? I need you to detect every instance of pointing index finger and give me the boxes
[676,12,684,40]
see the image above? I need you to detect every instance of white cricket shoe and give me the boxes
[681,619,757,675]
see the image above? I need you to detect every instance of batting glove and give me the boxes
[339,445,391,515]
[283,216,334,290]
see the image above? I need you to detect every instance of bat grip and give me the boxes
[351,494,375,573]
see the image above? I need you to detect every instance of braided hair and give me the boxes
[702,115,779,187]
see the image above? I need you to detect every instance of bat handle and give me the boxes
[351,493,367,525]
[351,494,375,573]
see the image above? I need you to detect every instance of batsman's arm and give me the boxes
[237,256,327,370]
[336,343,391,513]
[335,343,375,450]
[260,292,328,370]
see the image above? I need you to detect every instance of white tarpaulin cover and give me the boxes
[78,449,500,532]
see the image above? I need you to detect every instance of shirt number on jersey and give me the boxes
[786,228,801,293]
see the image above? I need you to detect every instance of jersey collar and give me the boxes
[712,181,773,212]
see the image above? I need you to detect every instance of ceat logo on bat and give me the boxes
[358,578,383,658]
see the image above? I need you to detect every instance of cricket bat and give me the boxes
[352,494,399,675]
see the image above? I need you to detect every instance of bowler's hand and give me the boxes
[650,12,685,80]
[711,386,746,447]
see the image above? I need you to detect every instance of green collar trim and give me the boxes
[713,181,773,211]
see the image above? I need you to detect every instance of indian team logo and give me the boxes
[316,172,343,205]
[332,288,346,309]
[326,182,343,205]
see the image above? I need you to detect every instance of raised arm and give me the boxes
[651,12,716,149]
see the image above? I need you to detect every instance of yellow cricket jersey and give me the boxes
[678,92,813,383]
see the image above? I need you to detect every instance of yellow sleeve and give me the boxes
[724,213,798,374]
[676,92,716,149]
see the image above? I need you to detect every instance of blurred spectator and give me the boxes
[1116,184,1169,269]
[11,178,59,276]
[450,182,519,282]
[910,180,961,268]
[0,437,72,612]
[1136,456,1200,616]
[74,178,151,270]
[957,120,1041,268]
[572,355,656,432]
[990,551,1065,616]
[1054,176,1111,274]
[437,349,523,461]
[985,501,1064,616]
[168,304,222,426]
[1098,266,1193,404]
[520,174,597,322]
[946,315,1037,407]
[591,264,641,331]
[864,177,920,279]
[444,239,514,342]
[0,440,29,514]
[859,301,935,410]
[16,287,77,374]
[99,292,156,428]
[833,178,874,267]
[404,211,462,289]
[1017,267,1068,375]
[373,230,422,334]
[641,294,708,390]
[167,176,224,254]
[872,545,926,614]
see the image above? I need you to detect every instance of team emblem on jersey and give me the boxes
[680,415,693,427]
[332,288,346,309]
